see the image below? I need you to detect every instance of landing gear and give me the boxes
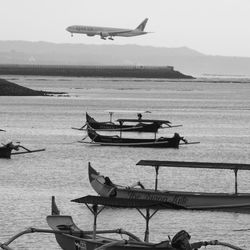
[71,33,73,37]
[108,37,114,40]
[101,37,106,40]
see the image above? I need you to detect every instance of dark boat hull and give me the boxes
[87,128,181,148]
[86,113,161,133]
[47,215,175,250]
[0,147,12,159]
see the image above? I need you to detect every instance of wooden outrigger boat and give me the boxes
[0,196,244,250]
[89,160,250,213]
[0,142,45,159]
[73,111,182,133]
[82,126,194,148]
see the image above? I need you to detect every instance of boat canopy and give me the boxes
[71,195,184,209]
[104,110,151,123]
[106,110,151,114]
[71,195,184,242]
[136,160,250,171]
[117,119,171,124]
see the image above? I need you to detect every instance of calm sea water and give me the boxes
[1,76,250,249]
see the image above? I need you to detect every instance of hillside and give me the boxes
[0,41,250,76]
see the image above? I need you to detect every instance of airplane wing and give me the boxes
[104,30,132,36]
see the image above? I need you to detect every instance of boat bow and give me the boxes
[88,163,117,197]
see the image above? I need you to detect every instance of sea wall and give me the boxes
[0,64,194,79]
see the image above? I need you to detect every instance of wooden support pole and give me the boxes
[155,166,159,191]
[144,208,150,242]
[234,169,238,195]
[85,204,104,240]
[109,112,113,123]
[119,121,124,137]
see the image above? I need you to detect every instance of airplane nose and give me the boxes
[66,27,71,32]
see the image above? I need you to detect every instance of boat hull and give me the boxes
[89,165,250,213]
[86,113,161,133]
[88,122,160,133]
[0,147,12,159]
[47,215,174,250]
[87,128,181,148]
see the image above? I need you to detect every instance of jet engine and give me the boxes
[86,33,95,36]
[100,32,109,39]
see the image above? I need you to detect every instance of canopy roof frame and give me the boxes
[71,195,184,242]
[106,110,151,123]
[136,160,250,195]
[117,119,171,124]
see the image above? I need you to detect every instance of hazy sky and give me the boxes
[1,0,250,57]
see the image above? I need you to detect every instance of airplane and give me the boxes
[66,18,149,40]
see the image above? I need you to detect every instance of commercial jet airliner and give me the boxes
[66,18,149,40]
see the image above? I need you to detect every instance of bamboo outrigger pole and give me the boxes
[11,148,45,155]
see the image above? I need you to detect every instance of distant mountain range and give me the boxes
[0,41,250,77]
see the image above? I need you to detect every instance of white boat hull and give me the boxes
[89,164,250,212]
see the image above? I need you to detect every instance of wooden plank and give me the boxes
[136,160,250,171]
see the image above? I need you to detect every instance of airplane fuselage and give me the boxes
[66,18,149,40]
[66,25,147,37]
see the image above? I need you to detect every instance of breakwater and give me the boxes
[0,64,193,79]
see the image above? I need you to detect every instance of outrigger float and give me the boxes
[0,142,45,159]
[80,126,198,148]
[0,196,245,250]
[89,160,250,213]
[72,111,182,133]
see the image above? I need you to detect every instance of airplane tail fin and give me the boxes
[135,18,148,31]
